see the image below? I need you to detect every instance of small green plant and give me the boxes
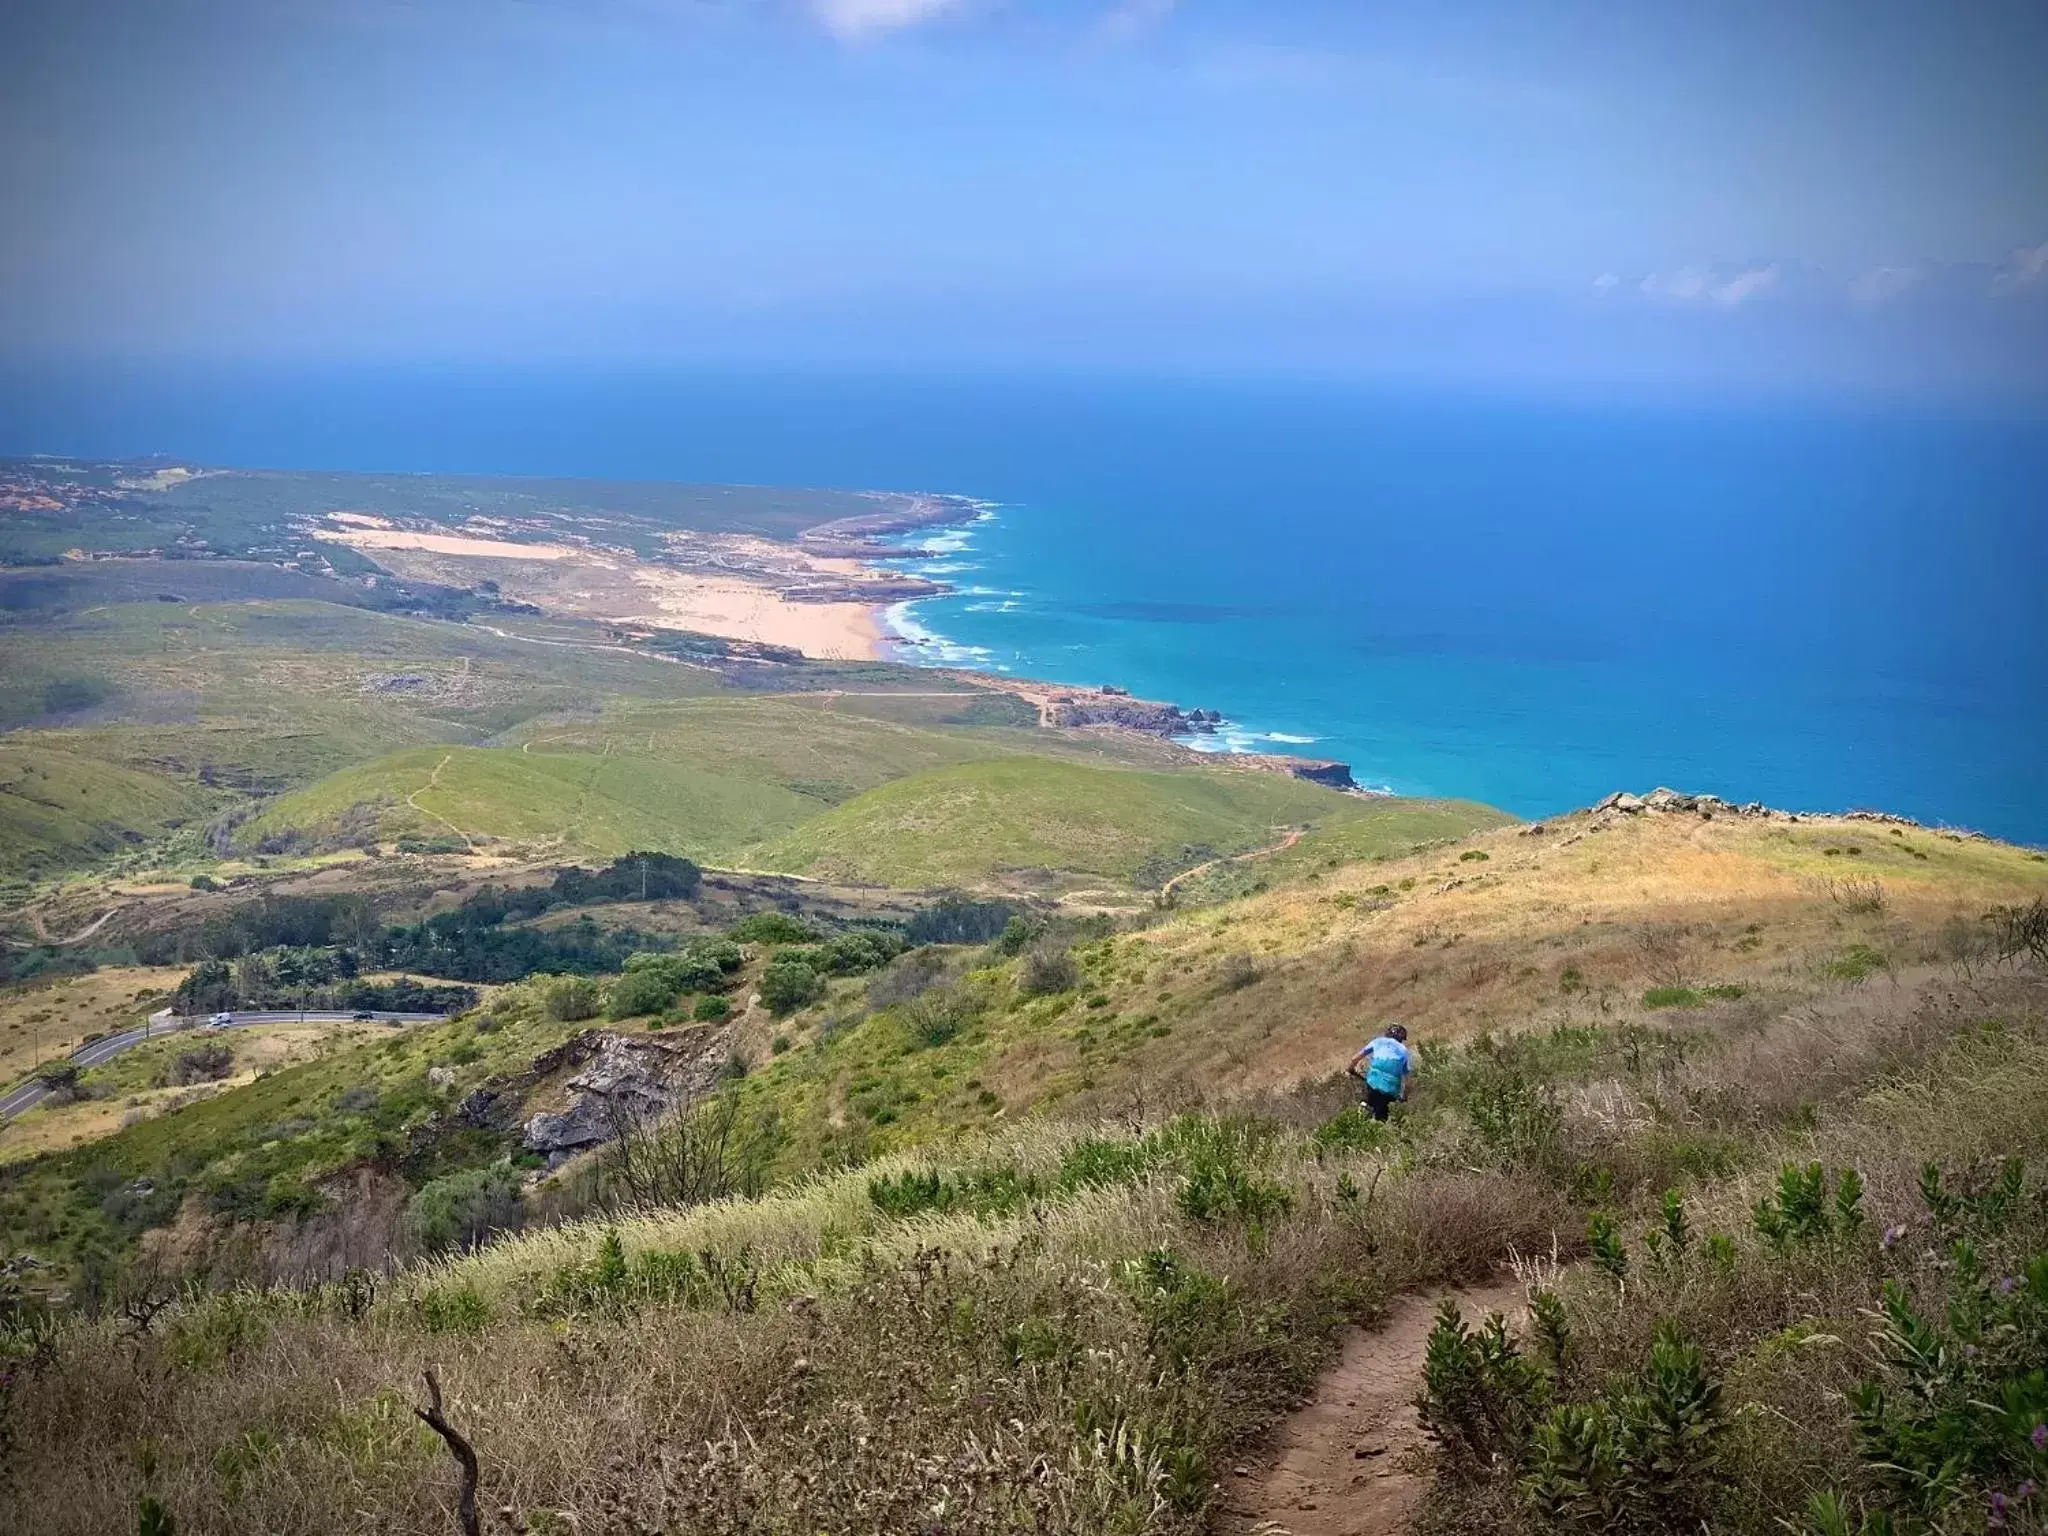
[1311,1105,1385,1154]
[1529,1289,1572,1378]
[693,993,732,1022]
[1753,1162,1863,1253]
[1835,1255,2048,1526]
[1823,944,1888,981]
[1522,1320,1727,1532]
[1418,1299,1548,1470]
[1588,1211,1628,1280]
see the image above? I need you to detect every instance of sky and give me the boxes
[3,0,2046,389]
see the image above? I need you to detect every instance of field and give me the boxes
[236,744,829,862]
[754,756,1417,889]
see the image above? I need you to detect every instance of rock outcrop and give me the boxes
[1051,696,1220,736]
[506,1028,736,1162]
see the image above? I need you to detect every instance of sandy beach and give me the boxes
[319,521,889,660]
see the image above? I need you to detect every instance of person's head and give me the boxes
[1386,1023,1408,1043]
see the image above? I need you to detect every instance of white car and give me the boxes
[209,1011,234,1029]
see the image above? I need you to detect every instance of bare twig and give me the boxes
[414,1367,481,1536]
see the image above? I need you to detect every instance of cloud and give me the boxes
[1637,263,1780,307]
[1992,240,2048,295]
[1848,265,1926,306]
[811,0,963,41]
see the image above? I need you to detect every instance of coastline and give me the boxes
[324,489,1368,788]
[856,508,1372,793]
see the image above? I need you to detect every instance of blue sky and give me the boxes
[4,0,2045,387]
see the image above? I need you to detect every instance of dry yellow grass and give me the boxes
[0,963,185,1083]
[0,1018,368,1163]
[1028,808,2048,1110]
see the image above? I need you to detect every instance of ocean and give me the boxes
[7,365,2045,841]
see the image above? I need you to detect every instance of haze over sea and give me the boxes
[9,365,2045,843]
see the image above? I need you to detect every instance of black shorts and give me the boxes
[1363,1087,1397,1122]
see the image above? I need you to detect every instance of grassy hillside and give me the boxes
[5,924,2043,1535]
[0,745,218,883]
[237,744,825,860]
[752,757,1445,887]
[510,696,1019,804]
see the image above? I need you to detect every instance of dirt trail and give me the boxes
[1162,828,1306,897]
[1214,1276,1527,1536]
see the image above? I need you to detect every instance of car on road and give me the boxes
[351,1009,376,1022]
[209,1011,234,1029]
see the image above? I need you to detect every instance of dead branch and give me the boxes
[414,1367,481,1536]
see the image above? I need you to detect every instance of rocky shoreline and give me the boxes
[802,495,1370,792]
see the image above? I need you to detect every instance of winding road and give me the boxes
[0,1008,447,1122]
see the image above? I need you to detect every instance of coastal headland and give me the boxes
[303,479,1359,787]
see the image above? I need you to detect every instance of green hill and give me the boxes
[750,757,1495,887]
[237,744,824,860]
[0,745,217,884]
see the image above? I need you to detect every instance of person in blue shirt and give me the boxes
[1348,1023,1413,1121]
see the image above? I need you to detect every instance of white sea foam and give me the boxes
[882,601,998,668]
[1263,732,1319,745]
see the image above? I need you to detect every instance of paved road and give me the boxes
[0,1009,446,1122]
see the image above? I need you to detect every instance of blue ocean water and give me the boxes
[6,365,2045,841]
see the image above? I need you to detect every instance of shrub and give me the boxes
[1522,1321,1727,1531]
[605,966,679,1020]
[905,895,1015,946]
[1020,943,1079,997]
[1215,951,1260,991]
[406,1163,526,1255]
[1420,1298,1548,1470]
[1752,1162,1864,1253]
[868,946,950,1009]
[730,912,819,945]
[540,974,601,1022]
[188,874,218,892]
[692,994,731,1023]
[165,1041,235,1086]
[759,956,826,1016]
[1312,1105,1386,1154]
[1823,944,1888,982]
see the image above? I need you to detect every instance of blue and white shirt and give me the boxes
[1361,1036,1411,1095]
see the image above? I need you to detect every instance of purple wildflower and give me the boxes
[1882,1224,1906,1249]
[2001,1275,2016,1294]
[2019,1481,2037,1500]
[1990,1491,2009,1527]
[2033,1422,2048,1452]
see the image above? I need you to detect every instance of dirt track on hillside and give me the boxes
[1213,1276,1527,1536]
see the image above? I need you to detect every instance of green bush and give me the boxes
[1752,1163,1864,1254]
[730,912,820,945]
[1823,944,1888,982]
[605,966,679,1020]
[867,1164,1043,1219]
[759,956,826,1016]
[1311,1105,1386,1153]
[1521,1320,1727,1531]
[1420,1298,1549,1470]
[540,974,601,1022]
[693,994,731,1023]
[405,1163,525,1255]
